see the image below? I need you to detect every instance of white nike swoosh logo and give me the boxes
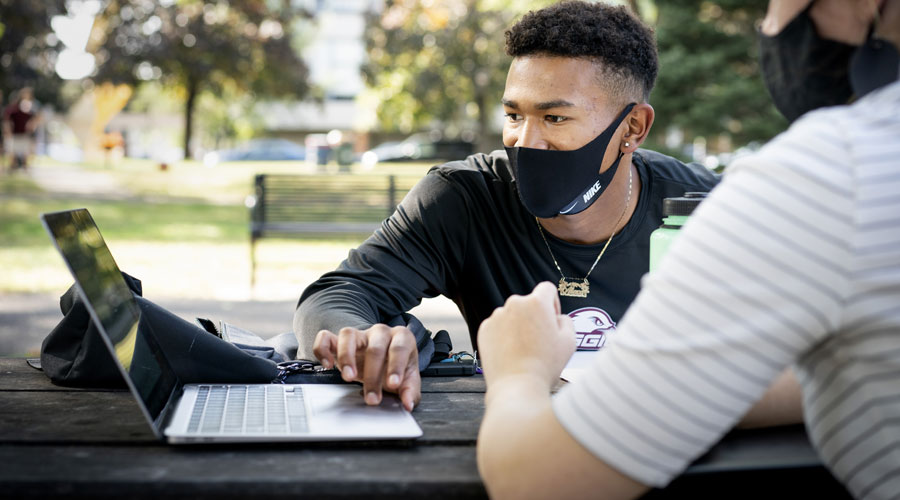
[559,201,578,214]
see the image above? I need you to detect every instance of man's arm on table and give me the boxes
[293,171,469,408]
[293,252,434,411]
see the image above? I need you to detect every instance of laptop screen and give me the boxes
[42,209,178,426]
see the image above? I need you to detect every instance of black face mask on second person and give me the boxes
[758,4,857,123]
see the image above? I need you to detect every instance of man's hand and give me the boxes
[313,324,420,411]
[477,282,576,389]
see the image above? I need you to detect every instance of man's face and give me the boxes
[502,56,626,167]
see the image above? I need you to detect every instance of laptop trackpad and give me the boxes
[305,385,419,438]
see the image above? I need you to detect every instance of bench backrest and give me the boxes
[250,173,417,237]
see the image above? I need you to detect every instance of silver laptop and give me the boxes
[41,208,422,443]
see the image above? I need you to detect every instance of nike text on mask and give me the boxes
[506,102,636,218]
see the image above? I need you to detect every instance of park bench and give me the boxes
[248,173,415,286]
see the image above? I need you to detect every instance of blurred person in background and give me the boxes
[0,90,5,161]
[3,87,39,172]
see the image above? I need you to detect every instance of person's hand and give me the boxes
[477,282,575,389]
[761,0,880,44]
[313,324,420,411]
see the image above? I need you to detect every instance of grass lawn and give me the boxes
[0,157,431,300]
[43,155,435,204]
[1,196,248,246]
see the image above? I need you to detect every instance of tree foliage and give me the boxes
[361,0,555,152]
[0,0,70,110]
[647,0,788,156]
[91,0,310,158]
[363,0,787,157]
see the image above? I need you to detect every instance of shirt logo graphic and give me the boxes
[568,307,616,350]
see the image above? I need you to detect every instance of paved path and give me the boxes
[0,291,471,358]
[27,163,133,199]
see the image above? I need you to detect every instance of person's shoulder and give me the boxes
[428,150,513,183]
[404,150,511,204]
[795,80,900,131]
[735,81,900,176]
[635,149,720,191]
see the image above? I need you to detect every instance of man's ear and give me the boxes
[620,103,654,153]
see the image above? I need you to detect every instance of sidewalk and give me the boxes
[27,162,134,199]
[0,291,469,358]
[0,162,469,357]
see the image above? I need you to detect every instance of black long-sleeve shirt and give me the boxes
[293,149,719,359]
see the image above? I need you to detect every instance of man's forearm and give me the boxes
[738,367,803,428]
[293,291,377,360]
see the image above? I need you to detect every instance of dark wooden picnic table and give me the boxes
[0,357,850,499]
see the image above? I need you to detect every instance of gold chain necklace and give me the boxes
[536,166,633,298]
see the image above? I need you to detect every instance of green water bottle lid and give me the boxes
[662,192,708,217]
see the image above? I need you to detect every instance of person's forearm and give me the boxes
[478,374,647,500]
[478,375,556,500]
[293,289,378,360]
[738,367,804,428]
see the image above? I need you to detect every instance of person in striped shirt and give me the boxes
[476,0,900,498]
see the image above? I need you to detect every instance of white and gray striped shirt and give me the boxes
[553,81,900,499]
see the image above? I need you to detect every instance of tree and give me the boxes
[0,0,70,111]
[91,0,310,158]
[363,0,786,160]
[645,0,788,158]
[361,0,555,153]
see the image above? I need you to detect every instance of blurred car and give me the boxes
[203,138,306,166]
[360,134,473,168]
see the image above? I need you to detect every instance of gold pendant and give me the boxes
[558,278,589,298]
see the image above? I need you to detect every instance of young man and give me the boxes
[294,1,719,410]
[476,0,900,498]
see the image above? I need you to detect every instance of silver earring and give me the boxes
[624,142,630,147]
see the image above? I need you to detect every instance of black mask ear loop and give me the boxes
[849,11,900,98]
[556,103,636,216]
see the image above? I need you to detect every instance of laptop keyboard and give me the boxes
[187,385,309,434]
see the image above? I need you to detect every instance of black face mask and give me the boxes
[758,3,857,123]
[506,103,635,219]
[850,31,900,98]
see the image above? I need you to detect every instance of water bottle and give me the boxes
[649,192,707,272]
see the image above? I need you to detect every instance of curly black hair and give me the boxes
[505,1,658,102]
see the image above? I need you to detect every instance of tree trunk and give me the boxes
[626,0,641,17]
[183,79,198,160]
[474,89,492,155]
[470,0,494,155]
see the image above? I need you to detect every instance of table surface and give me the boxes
[0,357,850,499]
